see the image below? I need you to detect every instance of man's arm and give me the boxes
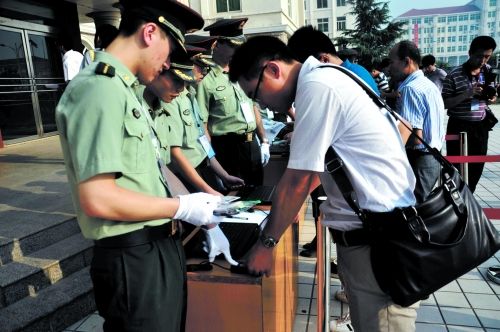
[253,104,268,143]
[246,168,320,276]
[78,173,180,220]
[170,147,221,196]
[443,90,474,110]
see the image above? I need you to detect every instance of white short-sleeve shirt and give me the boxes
[288,57,416,231]
[63,50,84,82]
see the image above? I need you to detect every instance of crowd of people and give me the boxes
[55,0,498,331]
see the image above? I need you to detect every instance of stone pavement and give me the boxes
[1,106,499,331]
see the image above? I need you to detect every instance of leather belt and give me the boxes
[94,221,178,248]
[215,132,254,142]
[330,228,371,247]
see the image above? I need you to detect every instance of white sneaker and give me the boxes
[330,312,353,332]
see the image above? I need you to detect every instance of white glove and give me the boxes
[260,142,270,166]
[203,225,238,265]
[174,193,221,227]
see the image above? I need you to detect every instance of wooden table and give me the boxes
[185,221,299,332]
[185,152,299,332]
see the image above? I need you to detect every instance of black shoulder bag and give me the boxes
[323,65,500,307]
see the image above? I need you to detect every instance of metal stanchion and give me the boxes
[459,131,468,185]
[317,214,331,332]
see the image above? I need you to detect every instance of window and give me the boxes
[488,11,496,18]
[337,16,346,31]
[317,18,329,33]
[470,13,480,20]
[447,16,457,22]
[424,17,433,24]
[304,0,307,10]
[337,0,346,6]
[490,0,496,6]
[459,14,469,21]
[412,18,421,24]
[438,17,446,23]
[317,0,328,8]
[216,0,241,12]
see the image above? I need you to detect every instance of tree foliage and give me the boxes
[335,0,405,66]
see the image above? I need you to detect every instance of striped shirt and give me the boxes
[374,72,390,92]
[397,70,445,150]
[442,64,487,121]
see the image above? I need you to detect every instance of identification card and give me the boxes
[198,134,215,159]
[240,101,255,123]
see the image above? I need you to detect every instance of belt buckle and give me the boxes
[246,132,253,142]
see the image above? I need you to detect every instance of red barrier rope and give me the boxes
[445,134,460,141]
[445,155,500,163]
[484,208,500,220]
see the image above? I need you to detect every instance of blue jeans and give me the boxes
[406,150,441,203]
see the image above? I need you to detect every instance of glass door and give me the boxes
[0,24,64,144]
[0,26,36,141]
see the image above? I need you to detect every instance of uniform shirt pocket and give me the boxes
[122,118,150,173]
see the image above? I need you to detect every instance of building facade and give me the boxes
[303,0,356,42]
[393,0,500,66]
[189,0,304,41]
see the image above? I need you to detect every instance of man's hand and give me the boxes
[246,242,274,277]
[260,142,270,166]
[222,174,245,189]
[203,225,238,265]
[173,193,221,226]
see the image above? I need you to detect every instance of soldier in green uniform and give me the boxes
[55,1,223,331]
[141,49,239,265]
[166,43,245,195]
[196,18,270,186]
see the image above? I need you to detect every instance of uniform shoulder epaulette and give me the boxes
[95,62,115,77]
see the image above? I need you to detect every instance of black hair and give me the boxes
[96,24,119,48]
[118,12,147,36]
[469,35,497,53]
[395,40,421,65]
[421,54,436,67]
[287,25,337,63]
[380,57,391,69]
[228,35,296,82]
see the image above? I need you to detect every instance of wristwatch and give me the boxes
[260,233,278,248]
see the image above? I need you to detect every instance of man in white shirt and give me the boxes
[228,36,418,331]
[60,39,83,82]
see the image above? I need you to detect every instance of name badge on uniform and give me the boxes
[266,108,274,119]
[240,101,254,123]
[198,135,216,159]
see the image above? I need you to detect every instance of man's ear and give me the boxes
[267,61,281,79]
[142,23,157,46]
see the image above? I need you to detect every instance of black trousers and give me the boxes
[446,117,489,193]
[90,235,187,332]
[211,133,263,186]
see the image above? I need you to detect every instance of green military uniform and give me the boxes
[162,85,225,192]
[56,51,171,240]
[196,64,256,135]
[165,87,207,168]
[197,64,263,185]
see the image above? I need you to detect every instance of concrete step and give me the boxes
[0,215,81,266]
[0,267,95,332]
[0,233,93,308]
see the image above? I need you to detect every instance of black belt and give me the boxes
[214,132,254,142]
[330,228,371,247]
[94,221,178,248]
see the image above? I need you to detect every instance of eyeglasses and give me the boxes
[252,64,268,102]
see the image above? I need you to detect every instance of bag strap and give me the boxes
[325,146,366,221]
[318,64,454,170]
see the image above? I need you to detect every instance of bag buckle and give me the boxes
[444,176,466,214]
[401,206,430,243]
[325,157,343,174]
